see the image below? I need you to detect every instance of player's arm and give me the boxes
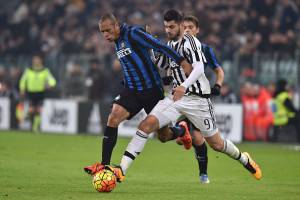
[19,69,28,97]
[44,69,56,89]
[211,67,224,95]
[130,28,190,68]
[173,41,205,101]
[207,46,224,95]
[45,69,57,89]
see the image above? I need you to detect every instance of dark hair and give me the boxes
[100,13,118,24]
[32,53,44,60]
[274,79,288,97]
[163,9,183,23]
[184,15,199,28]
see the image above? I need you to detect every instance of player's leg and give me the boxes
[139,88,191,145]
[119,97,181,177]
[102,103,130,164]
[192,129,209,184]
[172,118,209,183]
[26,92,35,130]
[84,89,142,175]
[204,132,262,180]
[157,123,192,149]
[183,97,262,180]
[102,89,145,166]
[32,92,44,132]
[84,103,130,175]
[32,105,41,132]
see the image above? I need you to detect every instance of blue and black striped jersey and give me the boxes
[201,43,221,70]
[115,23,184,91]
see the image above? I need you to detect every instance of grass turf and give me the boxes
[0,131,300,200]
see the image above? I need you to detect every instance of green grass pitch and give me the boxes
[1,131,300,200]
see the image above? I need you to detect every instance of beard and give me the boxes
[167,30,181,41]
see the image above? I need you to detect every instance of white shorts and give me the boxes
[150,94,218,137]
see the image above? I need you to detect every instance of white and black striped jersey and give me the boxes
[155,34,211,95]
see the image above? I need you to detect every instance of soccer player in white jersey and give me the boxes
[156,15,226,184]
[109,9,262,182]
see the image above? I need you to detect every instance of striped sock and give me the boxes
[222,139,248,165]
[120,130,149,174]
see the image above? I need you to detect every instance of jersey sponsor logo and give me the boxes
[169,60,180,69]
[116,48,132,59]
[114,95,121,101]
[120,41,126,48]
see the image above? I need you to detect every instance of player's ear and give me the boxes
[114,21,119,29]
[180,23,185,31]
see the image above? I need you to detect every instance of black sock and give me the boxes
[101,126,118,165]
[169,125,185,138]
[193,142,208,175]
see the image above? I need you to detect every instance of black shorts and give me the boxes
[27,92,45,106]
[113,87,164,119]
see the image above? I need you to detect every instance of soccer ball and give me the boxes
[93,169,117,192]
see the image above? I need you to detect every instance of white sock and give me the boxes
[120,130,148,174]
[222,139,248,165]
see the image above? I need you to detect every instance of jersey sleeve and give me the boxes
[130,28,184,65]
[19,69,28,92]
[155,54,169,70]
[46,69,57,87]
[183,35,206,65]
[206,46,221,69]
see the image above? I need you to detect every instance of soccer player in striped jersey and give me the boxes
[84,13,193,178]
[166,15,225,184]
[112,9,262,182]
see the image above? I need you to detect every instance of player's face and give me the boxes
[183,21,199,36]
[99,19,120,42]
[32,56,43,70]
[164,20,181,40]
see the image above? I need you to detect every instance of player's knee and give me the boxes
[209,142,223,152]
[107,113,122,127]
[138,115,159,134]
[192,131,205,146]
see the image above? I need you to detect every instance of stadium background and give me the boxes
[1,0,299,141]
[1,0,300,199]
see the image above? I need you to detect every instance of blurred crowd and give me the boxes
[1,0,300,140]
[1,0,300,59]
[1,55,299,141]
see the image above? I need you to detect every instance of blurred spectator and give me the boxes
[64,62,86,100]
[8,67,22,100]
[85,59,109,101]
[0,0,300,117]
[1,0,300,57]
[241,82,275,141]
[271,79,300,142]
[213,83,237,104]
[269,19,297,53]
[240,82,257,141]
[19,54,56,132]
[279,0,299,33]
[110,58,123,97]
[252,84,274,141]
[0,66,19,99]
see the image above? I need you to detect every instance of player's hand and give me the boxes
[173,85,186,101]
[211,83,221,96]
